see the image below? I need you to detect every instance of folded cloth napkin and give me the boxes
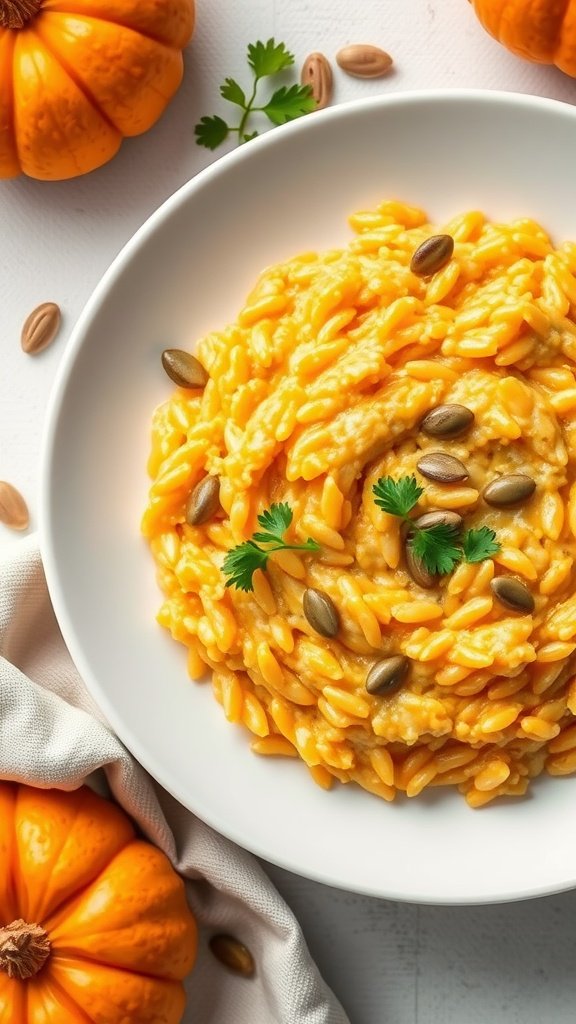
[0,535,349,1024]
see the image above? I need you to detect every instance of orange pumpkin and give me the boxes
[0,782,198,1023]
[470,0,576,77]
[0,0,195,180]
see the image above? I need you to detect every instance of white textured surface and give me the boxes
[3,0,576,1020]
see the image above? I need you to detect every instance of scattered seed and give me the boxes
[0,481,29,531]
[410,235,454,277]
[482,474,536,508]
[161,349,208,389]
[335,44,393,78]
[416,452,469,483]
[303,587,340,638]
[405,541,437,589]
[301,52,333,110]
[366,655,410,695]
[420,404,474,439]
[412,510,464,531]
[21,302,61,355]
[186,475,220,526]
[209,934,255,977]
[490,577,535,613]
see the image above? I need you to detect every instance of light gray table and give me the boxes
[2,2,576,1020]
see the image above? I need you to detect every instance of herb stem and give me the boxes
[237,77,259,140]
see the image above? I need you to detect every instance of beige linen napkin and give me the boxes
[0,534,349,1024]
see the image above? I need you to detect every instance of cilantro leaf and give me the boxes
[410,523,463,576]
[462,526,501,564]
[261,84,316,125]
[373,475,424,518]
[222,502,320,591]
[220,78,247,107]
[248,38,294,78]
[243,131,259,142]
[194,115,229,150]
[222,542,268,592]
[255,502,293,541]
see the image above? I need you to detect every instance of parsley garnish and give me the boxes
[372,475,424,519]
[373,474,500,578]
[410,523,463,576]
[461,526,501,564]
[195,39,317,150]
[222,502,320,591]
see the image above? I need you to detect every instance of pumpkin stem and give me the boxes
[0,919,51,980]
[0,0,43,29]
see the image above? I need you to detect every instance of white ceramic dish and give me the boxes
[41,91,576,905]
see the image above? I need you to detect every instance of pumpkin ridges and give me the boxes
[0,29,20,176]
[12,785,134,925]
[46,841,198,981]
[49,957,187,1024]
[501,0,569,61]
[12,28,121,178]
[27,971,95,1024]
[36,12,185,137]
[32,15,124,133]
[0,973,26,1024]
[472,0,574,68]
[41,0,194,50]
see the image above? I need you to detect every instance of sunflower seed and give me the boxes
[417,452,469,483]
[420,404,474,439]
[186,475,220,526]
[410,235,454,277]
[21,302,61,355]
[482,474,536,508]
[303,588,340,638]
[335,44,393,78]
[366,655,410,695]
[161,349,208,389]
[209,934,255,977]
[490,577,535,613]
[0,481,29,530]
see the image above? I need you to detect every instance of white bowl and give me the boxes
[41,91,576,905]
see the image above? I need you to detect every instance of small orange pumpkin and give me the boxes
[0,0,195,180]
[470,0,576,77]
[0,782,198,1023]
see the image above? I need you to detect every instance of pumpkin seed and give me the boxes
[186,475,220,526]
[416,452,469,483]
[490,577,535,613]
[303,588,340,638]
[482,474,536,508]
[0,481,29,531]
[209,934,255,977]
[161,349,208,389]
[366,655,410,695]
[412,510,463,531]
[420,404,474,439]
[410,234,454,276]
[21,301,61,355]
[405,541,437,589]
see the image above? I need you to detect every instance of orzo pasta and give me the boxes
[142,200,576,807]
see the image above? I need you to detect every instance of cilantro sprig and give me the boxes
[195,39,317,151]
[222,502,320,591]
[373,474,500,579]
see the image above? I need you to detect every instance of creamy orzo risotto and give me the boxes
[142,201,576,808]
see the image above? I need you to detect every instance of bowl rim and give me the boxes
[40,89,576,905]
